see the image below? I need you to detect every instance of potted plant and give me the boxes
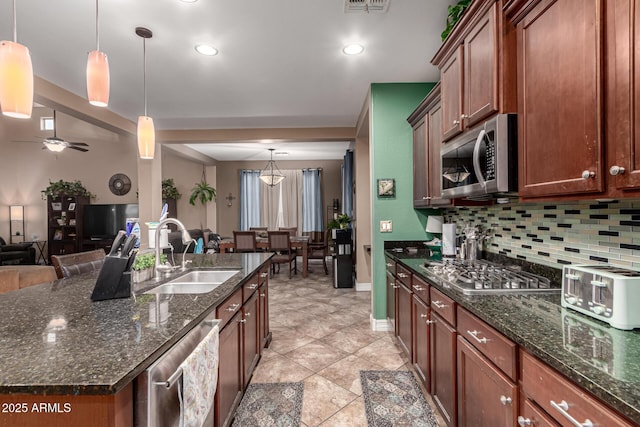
[162,178,181,200]
[131,253,167,283]
[441,0,471,41]
[328,214,353,230]
[41,179,95,200]
[189,176,216,206]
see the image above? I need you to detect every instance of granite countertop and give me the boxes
[387,251,640,425]
[0,252,271,395]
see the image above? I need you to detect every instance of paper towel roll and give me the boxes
[442,223,456,256]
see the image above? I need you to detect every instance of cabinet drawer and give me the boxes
[457,307,517,381]
[520,350,634,427]
[396,264,412,287]
[430,287,455,326]
[520,398,560,427]
[258,266,269,286]
[216,288,243,329]
[412,275,429,305]
[243,274,260,302]
[384,256,396,275]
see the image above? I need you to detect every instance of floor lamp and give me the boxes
[10,205,24,243]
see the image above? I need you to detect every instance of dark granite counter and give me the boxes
[387,251,640,425]
[0,253,271,395]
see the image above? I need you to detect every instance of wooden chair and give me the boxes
[233,231,257,253]
[278,227,297,237]
[51,249,106,279]
[267,231,297,278]
[249,227,268,238]
[307,230,329,275]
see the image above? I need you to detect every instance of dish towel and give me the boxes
[194,237,204,254]
[179,324,219,427]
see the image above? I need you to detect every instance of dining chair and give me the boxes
[267,231,297,278]
[307,230,329,275]
[278,227,297,237]
[51,249,106,279]
[233,231,257,253]
[249,227,268,238]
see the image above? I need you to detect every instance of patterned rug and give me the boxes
[360,370,438,427]
[231,382,304,427]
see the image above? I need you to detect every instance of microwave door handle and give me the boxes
[472,129,487,189]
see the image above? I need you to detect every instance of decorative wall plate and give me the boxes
[109,173,132,196]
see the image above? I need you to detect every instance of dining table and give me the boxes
[219,235,311,278]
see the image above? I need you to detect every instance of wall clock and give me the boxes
[109,173,132,196]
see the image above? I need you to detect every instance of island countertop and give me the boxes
[0,253,271,395]
[387,252,640,425]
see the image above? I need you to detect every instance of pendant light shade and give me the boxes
[137,115,155,159]
[259,148,285,186]
[86,50,109,107]
[0,1,33,119]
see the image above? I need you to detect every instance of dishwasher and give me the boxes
[135,311,220,427]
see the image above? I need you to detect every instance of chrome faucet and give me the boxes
[155,218,192,275]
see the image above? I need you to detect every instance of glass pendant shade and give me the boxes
[44,141,65,152]
[137,116,155,159]
[86,50,109,107]
[0,40,33,119]
[259,149,285,186]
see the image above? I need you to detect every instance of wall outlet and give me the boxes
[380,220,392,232]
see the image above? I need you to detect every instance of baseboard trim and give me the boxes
[370,315,392,332]
[355,280,371,292]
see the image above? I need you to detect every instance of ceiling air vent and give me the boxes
[344,0,390,13]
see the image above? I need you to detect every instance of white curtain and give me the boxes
[239,170,261,230]
[302,169,323,232]
[260,170,302,229]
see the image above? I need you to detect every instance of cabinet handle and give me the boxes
[581,170,595,180]
[432,300,448,309]
[425,319,436,324]
[260,272,268,278]
[517,416,532,426]
[609,165,626,176]
[466,330,488,344]
[499,395,512,405]
[226,303,240,312]
[398,272,409,278]
[453,119,460,125]
[422,196,431,200]
[550,400,594,427]
[460,114,468,120]
[260,293,266,297]
[245,312,251,317]
[393,285,400,289]
[249,283,259,290]
[420,313,428,318]
[237,319,247,324]
[386,263,393,267]
[414,286,425,291]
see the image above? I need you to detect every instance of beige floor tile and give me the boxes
[269,331,317,355]
[354,335,407,370]
[300,374,359,427]
[318,397,367,427]
[284,341,349,372]
[250,353,314,384]
[318,327,383,354]
[317,354,384,395]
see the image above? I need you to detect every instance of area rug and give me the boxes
[360,370,438,427]
[231,382,304,427]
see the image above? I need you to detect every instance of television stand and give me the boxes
[82,238,113,253]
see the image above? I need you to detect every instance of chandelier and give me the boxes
[259,148,285,186]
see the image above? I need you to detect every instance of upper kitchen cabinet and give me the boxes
[408,83,451,208]
[432,0,516,142]
[506,0,605,199]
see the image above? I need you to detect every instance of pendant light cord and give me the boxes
[12,0,17,42]
[95,0,100,51]
[143,37,147,116]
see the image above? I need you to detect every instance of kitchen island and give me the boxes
[388,252,640,425]
[0,252,271,427]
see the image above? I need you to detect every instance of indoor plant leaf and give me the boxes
[189,180,217,206]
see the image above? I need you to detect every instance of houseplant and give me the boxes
[41,179,95,199]
[131,252,167,283]
[189,176,216,206]
[328,214,353,230]
[162,178,181,200]
[441,0,471,41]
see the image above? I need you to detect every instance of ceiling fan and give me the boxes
[15,110,90,153]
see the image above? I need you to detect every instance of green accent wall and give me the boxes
[370,82,436,320]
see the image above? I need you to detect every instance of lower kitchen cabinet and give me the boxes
[259,268,270,349]
[386,259,396,332]
[242,291,260,389]
[519,399,560,427]
[412,294,431,389]
[457,336,518,427]
[429,311,457,426]
[396,280,413,358]
[215,309,243,427]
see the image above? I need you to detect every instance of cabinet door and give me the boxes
[215,311,243,427]
[441,45,464,142]
[430,312,457,426]
[457,336,518,427]
[243,291,260,388]
[465,2,499,127]
[412,295,430,390]
[413,116,429,207]
[517,0,604,198]
[396,281,413,359]
[386,272,396,332]
[259,275,270,349]
[428,101,451,207]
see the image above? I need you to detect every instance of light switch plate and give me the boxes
[380,220,392,232]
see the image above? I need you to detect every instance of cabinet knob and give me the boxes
[425,319,436,325]
[460,114,468,119]
[422,196,431,200]
[453,120,460,125]
[500,395,512,405]
[420,313,428,318]
[609,165,626,176]
[581,170,595,180]
[517,416,532,426]
[237,319,247,324]
[260,292,266,297]
[414,286,425,291]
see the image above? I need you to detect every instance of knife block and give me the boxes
[91,253,135,301]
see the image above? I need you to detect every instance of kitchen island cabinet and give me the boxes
[0,253,272,427]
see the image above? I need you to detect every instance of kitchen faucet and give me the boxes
[155,218,192,275]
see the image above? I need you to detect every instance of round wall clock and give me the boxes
[108,173,132,196]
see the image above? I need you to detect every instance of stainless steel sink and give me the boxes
[144,270,240,295]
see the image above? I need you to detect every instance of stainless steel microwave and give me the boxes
[440,114,518,199]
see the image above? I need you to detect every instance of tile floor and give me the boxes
[248,263,445,426]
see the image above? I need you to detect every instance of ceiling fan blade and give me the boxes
[67,142,89,146]
[12,140,41,143]
[67,146,89,152]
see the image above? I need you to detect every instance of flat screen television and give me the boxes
[83,204,139,240]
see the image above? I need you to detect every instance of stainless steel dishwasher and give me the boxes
[135,311,220,427]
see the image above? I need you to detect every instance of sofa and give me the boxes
[0,237,36,266]
[166,228,222,253]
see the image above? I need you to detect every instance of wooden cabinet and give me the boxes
[429,288,457,426]
[47,195,89,261]
[215,309,243,427]
[412,115,430,206]
[385,258,396,332]
[433,0,514,142]
[507,0,605,199]
[258,267,271,349]
[242,291,260,389]
[396,280,413,359]
[412,294,431,389]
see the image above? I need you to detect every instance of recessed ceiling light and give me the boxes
[342,43,364,55]
[180,0,198,3]
[195,44,218,56]
[259,139,274,144]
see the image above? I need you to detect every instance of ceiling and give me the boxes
[0,0,452,161]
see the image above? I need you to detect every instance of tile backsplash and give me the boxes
[445,199,640,270]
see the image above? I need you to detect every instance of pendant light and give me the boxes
[259,148,285,186]
[86,0,109,107]
[136,27,155,159]
[0,0,33,119]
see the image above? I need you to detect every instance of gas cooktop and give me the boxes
[420,259,561,295]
